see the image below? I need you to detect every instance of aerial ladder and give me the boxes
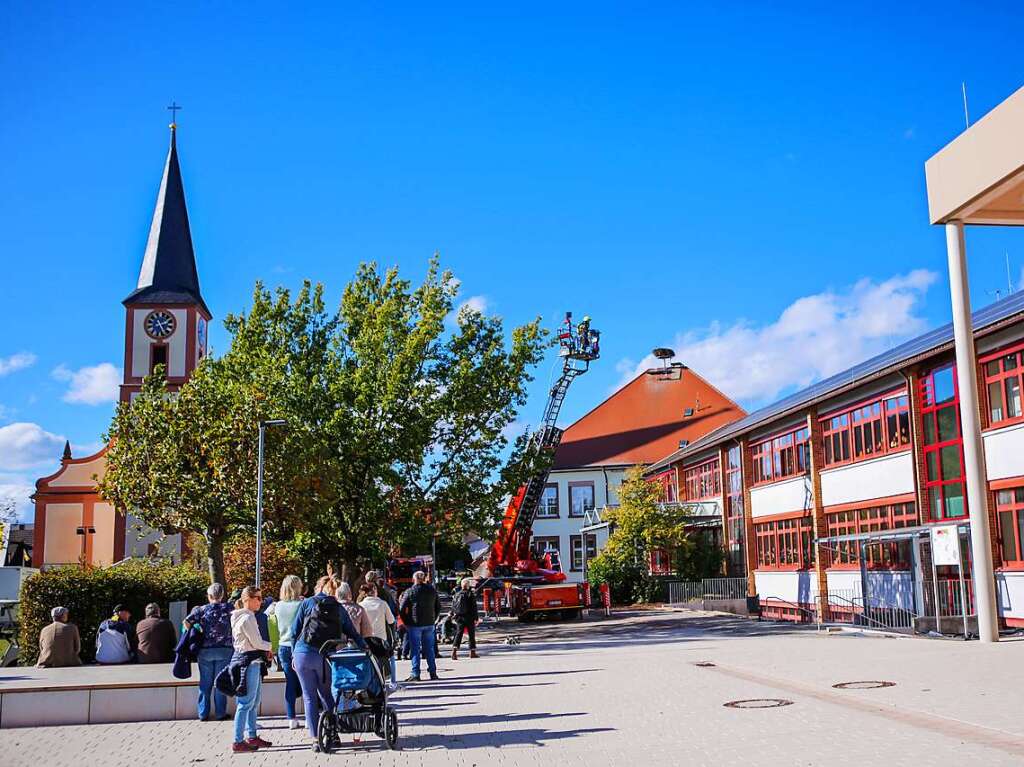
[484,312,600,620]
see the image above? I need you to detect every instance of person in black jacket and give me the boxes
[397,571,441,681]
[450,578,480,660]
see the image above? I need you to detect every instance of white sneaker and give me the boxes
[289,719,302,729]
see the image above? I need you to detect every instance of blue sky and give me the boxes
[2,4,1023,520]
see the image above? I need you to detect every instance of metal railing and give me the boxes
[921,578,975,617]
[668,577,748,604]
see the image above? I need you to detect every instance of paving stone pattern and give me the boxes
[3,610,1024,766]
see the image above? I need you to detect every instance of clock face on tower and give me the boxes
[144,310,177,339]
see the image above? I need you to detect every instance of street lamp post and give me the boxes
[255,419,287,589]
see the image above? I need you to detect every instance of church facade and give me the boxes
[31,125,208,569]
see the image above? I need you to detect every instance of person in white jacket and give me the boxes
[230,586,274,753]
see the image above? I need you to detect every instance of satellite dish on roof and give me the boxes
[653,348,675,360]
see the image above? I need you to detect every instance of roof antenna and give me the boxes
[1007,252,1014,295]
[961,82,970,129]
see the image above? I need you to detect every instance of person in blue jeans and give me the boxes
[290,575,367,743]
[184,582,234,721]
[398,571,441,681]
[267,575,305,729]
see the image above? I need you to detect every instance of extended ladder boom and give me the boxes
[488,312,600,576]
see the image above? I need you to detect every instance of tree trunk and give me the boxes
[207,531,226,586]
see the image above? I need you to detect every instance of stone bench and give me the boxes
[0,664,301,728]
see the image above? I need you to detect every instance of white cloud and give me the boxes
[0,352,37,377]
[457,295,489,316]
[616,269,938,406]
[52,362,121,405]
[0,479,36,523]
[0,422,66,471]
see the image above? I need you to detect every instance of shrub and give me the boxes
[223,536,305,595]
[18,560,207,665]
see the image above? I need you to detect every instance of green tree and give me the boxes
[587,466,696,603]
[101,257,548,585]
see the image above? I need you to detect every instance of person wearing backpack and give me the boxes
[450,578,480,660]
[289,575,367,741]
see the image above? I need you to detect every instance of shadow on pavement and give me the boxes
[399,726,616,750]
[401,711,587,727]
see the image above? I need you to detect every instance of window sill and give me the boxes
[996,565,1024,573]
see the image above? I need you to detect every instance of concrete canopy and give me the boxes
[925,85,1024,226]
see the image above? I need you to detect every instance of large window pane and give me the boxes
[934,366,956,404]
[986,360,1001,376]
[923,414,936,445]
[569,484,595,517]
[989,381,1005,422]
[1004,353,1019,371]
[929,487,943,520]
[940,445,962,480]
[944,483,965,518]
[927,452,939,482]
[1006,377,1022,419]
[1018,514,1024,563]
[937,406,959,443]
[1000,511,1017,562]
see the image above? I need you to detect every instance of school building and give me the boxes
[644,288,1024,627]
[531,360,745,582]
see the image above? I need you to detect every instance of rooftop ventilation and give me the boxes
[678,439,689,449]
[683,407,694,417]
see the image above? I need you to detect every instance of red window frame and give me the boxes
[753,515,814,570]
[683,458,720,500]
[981,342,1024,429]
[820,390,911,468]
[724,445,746,576]
[750,427,809,485]
[649,547,672,575]
[920,364,967,522]
[996,488,1024,569]
[648,470,677,504]
[824,502,918,569]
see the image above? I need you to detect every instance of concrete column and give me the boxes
[945,221,999,642]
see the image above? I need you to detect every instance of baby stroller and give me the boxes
[435,610,457,646]
[318,641,398,752]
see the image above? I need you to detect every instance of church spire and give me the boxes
[123,121,209,316]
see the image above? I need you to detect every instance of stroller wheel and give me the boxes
[383,707,398,750]
[317,711,337,754]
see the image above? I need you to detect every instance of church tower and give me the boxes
[120,123,211,402]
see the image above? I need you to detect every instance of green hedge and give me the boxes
[18,561,207,665]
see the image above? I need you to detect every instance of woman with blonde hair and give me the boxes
[266,575,305,729]
[229,586,273,753]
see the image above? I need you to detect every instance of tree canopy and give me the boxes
[101,258,548,584]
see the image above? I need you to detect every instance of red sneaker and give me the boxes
[246,736,273,749]
[232,741,257,753]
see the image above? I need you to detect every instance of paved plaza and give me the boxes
[2,610,1024,766]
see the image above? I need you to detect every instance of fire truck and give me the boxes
[483,312,600,620]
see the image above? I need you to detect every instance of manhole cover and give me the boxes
[832,680,896,690]
[694,661,716,667]
[723,698,793,709]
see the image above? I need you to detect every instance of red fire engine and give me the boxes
[483,312,600,620]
